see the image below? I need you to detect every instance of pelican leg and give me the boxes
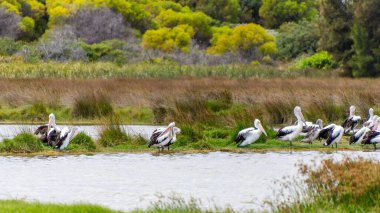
[374,143,377,151]
[335,143,338,149]
[167,146,170,151]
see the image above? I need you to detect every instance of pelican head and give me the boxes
[48,113,56,132]
[316,119,323,128]
[369,108,374,117]
[349,105,356,117]
[254,119,267,136]
[294,106,305,123]
[168,122,176,128]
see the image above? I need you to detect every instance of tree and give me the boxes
[318,0,354,69]
[349,0,380,77]
[276,19,319,59]
[66,7,131,44]
[239,0,262,23]
[259,0,318,28]
[142,25,195,53]
[208,23,277,59]
[0,7,21,39]
[196,0,241,23]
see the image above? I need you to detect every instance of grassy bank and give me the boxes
[0,62,338,79]
[2,158,378,212]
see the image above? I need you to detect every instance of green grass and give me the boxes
[0,62,336,79]
[0,133,45,153]
[0,200,120,213]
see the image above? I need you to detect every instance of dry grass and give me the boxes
[0,77,379,124]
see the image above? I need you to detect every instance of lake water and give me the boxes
[0,124,164,141]
[0,151,379,212]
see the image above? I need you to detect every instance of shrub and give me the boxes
[37,25,87,61]
[72,93,113,118]
[98,116,129,147]
[0,7,21,39]
[0,38,22,55]
[276,19,319,59]
[142,24,195,53]
[21,102,48,122]
[208,24,277,59]
[81,40,128,63]
[294,51,336,69]
[262,55,273,64]
[0,133,44,153]
[66,7,131,44]
[68,132,96,151]
[175,125,203,147]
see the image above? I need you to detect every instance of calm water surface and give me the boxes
[0,151,379,212]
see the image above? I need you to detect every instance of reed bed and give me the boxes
[0,62,337,79]
[0,77,378,125]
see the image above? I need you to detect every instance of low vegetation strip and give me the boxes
[0,62,336,79]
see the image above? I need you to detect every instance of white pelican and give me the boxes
[363,108,374,126]
[276,106,305,145]
[235,119,267,147]
[34,113,60,145]
[148,122,177,151]
[342,105,361,134]
[150,126,181,151]
[317,124,344,148]
[55,127,79,150]
[301,119,323,144]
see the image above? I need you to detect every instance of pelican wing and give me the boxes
[148,128,165,147]
[362,131,380,144]
[276,126,295,138]
[34,125,48,135]
[235,128,254,143]
[318,124,335,140]
[350,127,369,144]
[56,127,70,148]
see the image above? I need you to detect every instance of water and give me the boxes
[0,151,379,212]
[0,124,164,141]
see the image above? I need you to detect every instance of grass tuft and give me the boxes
[72,93,113,119]
[0,133,44,153]
[68,132,97,151]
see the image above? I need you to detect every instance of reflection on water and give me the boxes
[0,151,379,212]
[0,124,164,141]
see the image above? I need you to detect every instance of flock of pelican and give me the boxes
[234,105,380,150]
[33,105,379,151]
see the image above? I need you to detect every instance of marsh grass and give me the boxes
[0,200,120,213]
[98,116,129,147]
[0,62,337,79]
[68,132,96,151]
[276,158,380,213]
[72,93,113,118]
[0,132,44,153]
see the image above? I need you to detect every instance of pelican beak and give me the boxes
[48,117,52,132]
[301,113,306,124]
[258,123,267,136]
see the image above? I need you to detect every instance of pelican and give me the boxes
[276,106,305,145]
[148,122,177,151]
[363,108,374,126]
[235,119,267,147]
[301,119,323,144]
[362,130,380,151]
[150,126,181,151]
[342,105,361,134]
[55,127,79,150]
[317,124,344,148]
[349,123,370,145]
[34,113,60,145]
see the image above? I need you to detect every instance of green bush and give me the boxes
[21,102,48,121]
[98,116,129,147]
[72,93,113,119]
[175,125,203,147]
[294,51,336,69]
[276,20,319,59]
[0,133,44,153]
[81,40,128,63]
[68,132,96,151]
[0,38,22,56]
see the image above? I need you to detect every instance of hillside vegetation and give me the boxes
[0,0,379,77]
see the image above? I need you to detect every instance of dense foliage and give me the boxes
[0,0,379,77]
